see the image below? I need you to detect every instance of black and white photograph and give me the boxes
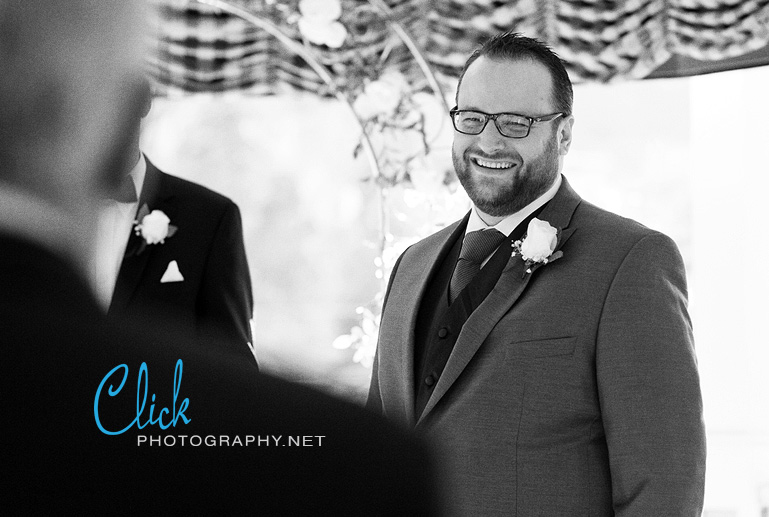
[3,0,768,514]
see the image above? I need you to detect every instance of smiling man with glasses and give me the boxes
[368,31,706,515]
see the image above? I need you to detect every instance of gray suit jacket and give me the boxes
[368,176,706,516]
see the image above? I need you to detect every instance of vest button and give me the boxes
[424,374,437,387]
[438,327,449,339]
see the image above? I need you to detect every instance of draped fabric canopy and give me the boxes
[147,0,769,95]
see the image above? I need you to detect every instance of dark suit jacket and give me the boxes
[110,158,255,365]
[3,233,439,515]
[368,176,706,516]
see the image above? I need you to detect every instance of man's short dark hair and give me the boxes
[456,31,573,116]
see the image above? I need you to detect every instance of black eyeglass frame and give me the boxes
[449,107,567,139]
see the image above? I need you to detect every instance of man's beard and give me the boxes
[453,135,559,217]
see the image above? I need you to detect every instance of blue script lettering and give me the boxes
[94,359,191,435]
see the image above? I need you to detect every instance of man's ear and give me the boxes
[557,115,574,156]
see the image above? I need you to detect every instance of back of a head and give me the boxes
[0,0,145,221]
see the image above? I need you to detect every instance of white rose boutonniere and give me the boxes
[138,210,171,244]
[512,218,563,275]
[132,204,177,254]
[520,218,557,261]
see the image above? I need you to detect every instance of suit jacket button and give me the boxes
[424,374,437,387]
[438,327,449,339]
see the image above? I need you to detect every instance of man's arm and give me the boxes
[366,248,407,413]
[597,232,705,515]
[198,201,257,367]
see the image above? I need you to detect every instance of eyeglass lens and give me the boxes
[454,111,530,138]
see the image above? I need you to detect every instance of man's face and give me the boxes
[452,57,573,218]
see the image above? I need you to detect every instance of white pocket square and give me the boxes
[160,260,184,283]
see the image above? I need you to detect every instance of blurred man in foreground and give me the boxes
[0,1,437,513]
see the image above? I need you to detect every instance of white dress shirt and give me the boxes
[89,155,146,310]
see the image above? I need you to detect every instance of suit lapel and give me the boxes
[380,213,469,427]
[110,158,174,313]
[416,176,582,425]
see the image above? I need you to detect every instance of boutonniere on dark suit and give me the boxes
[511,217,567,277]
[110,158,256,367]
[131,203,178,256]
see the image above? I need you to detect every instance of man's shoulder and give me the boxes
[408,216,466,253]
[556,177,664,244]
[152,168,243,233]
[158,170,235,209]
[571,199,683,263]
[575,199,652,235]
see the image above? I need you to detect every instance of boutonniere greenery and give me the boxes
[133,204,177,255]
[512,218,564,275]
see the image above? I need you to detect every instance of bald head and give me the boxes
[0,0,144,211]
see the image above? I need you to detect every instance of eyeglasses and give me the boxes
[449,107,566,139]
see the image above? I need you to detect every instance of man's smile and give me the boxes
[471,156,518,172]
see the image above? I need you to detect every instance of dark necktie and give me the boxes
[449,229,506,302]
[107,175,137,203]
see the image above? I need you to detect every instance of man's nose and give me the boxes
[477,119,507,153]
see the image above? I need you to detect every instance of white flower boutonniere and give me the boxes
[512,218,563,275]
[133,204,177,255]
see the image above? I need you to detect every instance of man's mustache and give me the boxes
[463,147,523,164]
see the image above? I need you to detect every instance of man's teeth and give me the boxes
[474,158,513,169]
